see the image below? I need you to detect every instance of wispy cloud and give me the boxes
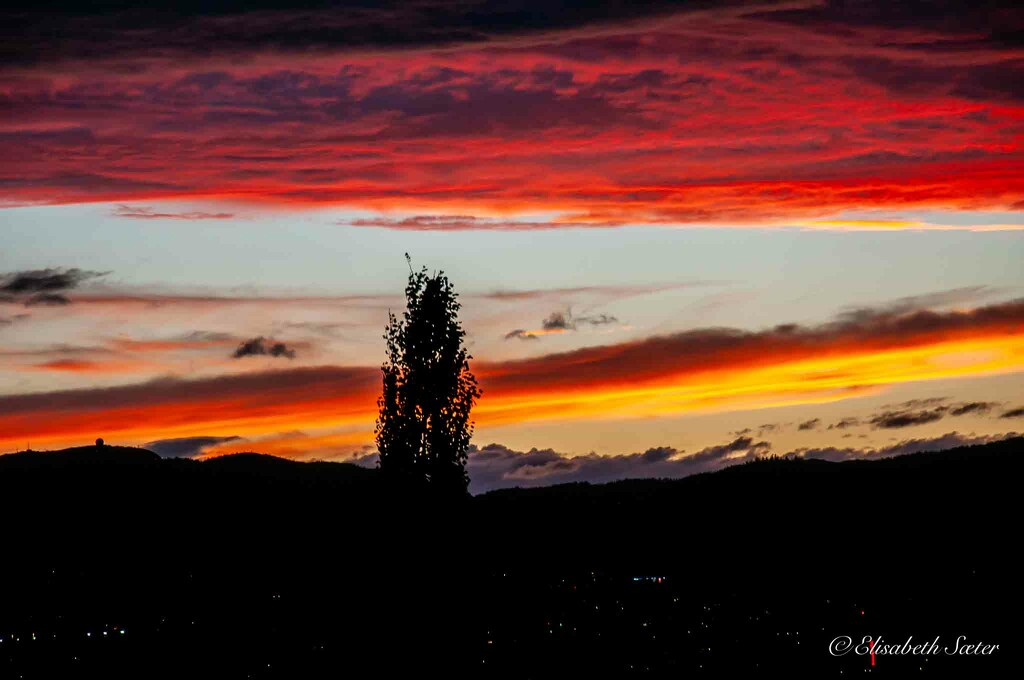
[112,205,236,220]
[347,215,612,230]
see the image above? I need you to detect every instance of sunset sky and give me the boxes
[2,0,1022,491]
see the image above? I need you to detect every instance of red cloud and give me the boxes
[0,5,1020,225]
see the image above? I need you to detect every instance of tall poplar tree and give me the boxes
[375,255,480,495]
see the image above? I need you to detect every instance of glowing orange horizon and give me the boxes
[2,301,1022,455]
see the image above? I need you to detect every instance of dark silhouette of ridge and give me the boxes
[0,438,1018,677]
[5,435,1016,491]
[0,443,160,468]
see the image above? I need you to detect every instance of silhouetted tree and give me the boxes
[376,255,480,495]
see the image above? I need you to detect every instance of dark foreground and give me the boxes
[1,439,1020,677]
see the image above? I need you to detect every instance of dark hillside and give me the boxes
[0,438,1019,677]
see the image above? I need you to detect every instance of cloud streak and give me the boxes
[112,205,236,220]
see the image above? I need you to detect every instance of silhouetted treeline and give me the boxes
[1,439,1020,677]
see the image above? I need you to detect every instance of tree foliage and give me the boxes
[375,256,480,495]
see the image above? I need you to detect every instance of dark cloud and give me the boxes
[794,431,1019,463]
[869,408,946,429]
[144,435,242,459]
[6,1,1020,72]
[1001,407,1024,419]
[948,401,998,417]
[504,329,539,341]
[639,446,677,463]
[541,311,574,331]
[831,399,1002,432]
[0,1,741,68]
[891,397,949,409]
[464,436,770,493]
[797,418,820,431]
[0,268,107,305]
[232,336,296,359]
[329,62,661,138]
[541,310,620,331]
[505,308,621,339]
[833,54,1024,103]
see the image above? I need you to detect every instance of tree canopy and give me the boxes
[375,256,480,495]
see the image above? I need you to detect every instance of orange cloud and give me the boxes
[26,358,157,374]
[2,299,1023,454]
